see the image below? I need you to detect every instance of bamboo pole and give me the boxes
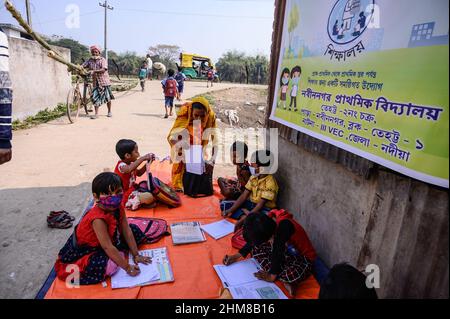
[47,51,89,76]
[4,0,89,77]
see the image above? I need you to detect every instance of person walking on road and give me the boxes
[207,67,215,88]
[138,63,148,92]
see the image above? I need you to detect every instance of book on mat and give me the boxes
[213,258,288,299]
[201,220,235,240]
[111,247,174,289]
[170,221,206,245]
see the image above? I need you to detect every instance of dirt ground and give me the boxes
[0,80,267,299]
[205,87,269,128]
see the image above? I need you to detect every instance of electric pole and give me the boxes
[99,1,113,62]
[25,0,32,27]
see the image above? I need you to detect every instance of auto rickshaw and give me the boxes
[178,52,219,82]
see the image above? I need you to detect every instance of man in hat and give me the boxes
[82,45,115,119]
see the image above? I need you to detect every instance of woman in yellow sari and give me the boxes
[167,97,218,191]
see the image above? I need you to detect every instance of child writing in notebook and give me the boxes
[222,150,278,226]
[114,139,156,209]
[223,210,317,296]
[54,172,152,285]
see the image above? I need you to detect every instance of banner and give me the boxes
[270,0,449,188]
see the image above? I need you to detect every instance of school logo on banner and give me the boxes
[328,0,375,45]
[325,0,375,62]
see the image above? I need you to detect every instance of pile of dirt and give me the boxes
[204,87,269,128]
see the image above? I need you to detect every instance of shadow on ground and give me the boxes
[0,183,91,299]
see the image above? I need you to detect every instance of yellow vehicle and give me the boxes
[179,52,219,81]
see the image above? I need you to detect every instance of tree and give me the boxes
[148,44,181,71]
[216,51,269,84]
[48,38,90,64]
[113,51,144,76]
[216,50,247,83]
[288,3,300,52]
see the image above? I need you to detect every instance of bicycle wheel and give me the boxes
[66,85,82,124]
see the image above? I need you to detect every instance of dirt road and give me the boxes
[0,80,264,299]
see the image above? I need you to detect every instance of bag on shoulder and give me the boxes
[182,172,213,198]
[127,217,170,244]
[231,227,246,250]
[164,79,177,97]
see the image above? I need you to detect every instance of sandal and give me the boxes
[47,214,73,229]
[49,211,75,222]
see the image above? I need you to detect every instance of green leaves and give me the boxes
[216,51,269,84]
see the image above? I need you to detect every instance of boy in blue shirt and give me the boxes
[138,63,148,92]
[174,70,187,101]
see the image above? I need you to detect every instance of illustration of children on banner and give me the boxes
[278,68,290,109]
[289,66,302,112]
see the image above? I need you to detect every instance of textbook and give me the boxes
[170,221,206,245]
[213,259,288,299]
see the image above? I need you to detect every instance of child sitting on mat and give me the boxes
[218,141,251,200]
[114,139,156,210]
[54,172,152,285]
[223,210,317,296]
[222,150,278,224]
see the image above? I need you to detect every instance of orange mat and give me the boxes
[45,161,320,299]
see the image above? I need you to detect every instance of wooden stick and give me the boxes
[47,51,89,76]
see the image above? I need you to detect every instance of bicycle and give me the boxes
[66,74,93,123]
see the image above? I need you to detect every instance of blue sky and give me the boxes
[0,0,275,62]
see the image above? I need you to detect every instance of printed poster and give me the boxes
[270,0,449,188]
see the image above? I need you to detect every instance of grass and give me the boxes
[111,78,139,92]
[12,104,67,131]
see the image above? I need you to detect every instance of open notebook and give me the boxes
[201,220,235,240]
[214,258,288,299]
[111,247,174,289]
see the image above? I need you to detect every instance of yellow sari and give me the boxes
[167,97,217,190]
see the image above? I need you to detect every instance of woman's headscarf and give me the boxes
[167,96,217,147]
